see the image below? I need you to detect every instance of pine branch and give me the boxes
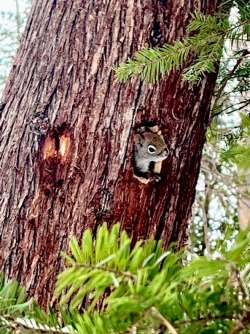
[115,9,250,84]
[114,41,191,83]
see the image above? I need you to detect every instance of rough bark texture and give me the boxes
[0,0,218,306]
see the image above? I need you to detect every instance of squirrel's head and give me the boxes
[134,131,168,162]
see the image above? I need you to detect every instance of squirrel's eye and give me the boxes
[148,145,156,154]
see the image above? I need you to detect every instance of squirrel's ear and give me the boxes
[136,126,146,134]
[148,125,159,134]
[134,133,143,146]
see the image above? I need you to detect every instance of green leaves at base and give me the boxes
[55,223,250,334]
[0,223,250,333]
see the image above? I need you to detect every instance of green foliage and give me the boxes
[0,273,74,333]
[222,144,250,168]
[0,273,28,333]
[236,0,250,38]
[115,40,192,83]
[0,273,63,333]
[114,5,250,83]
[221,114,250,169]
[189,1,250,256]
[57,224,250,334]
[0,223,250,333]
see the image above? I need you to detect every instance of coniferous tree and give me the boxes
[0,0,221,306]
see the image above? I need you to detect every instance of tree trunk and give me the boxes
[0,0,218,306]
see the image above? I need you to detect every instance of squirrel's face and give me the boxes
[135,132,168,162]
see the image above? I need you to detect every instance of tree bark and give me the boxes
[0,0,218,306]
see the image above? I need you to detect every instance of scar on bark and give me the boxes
[40,123,72,195]
[42,124,71,161]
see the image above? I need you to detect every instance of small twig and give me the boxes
[226,101,250,115]
[241,264,250,282]
[229,311,250,334]
[201,176,211,254]
[73,262,136,280]
[151,307,178,334]
[176,315,231,325]
[130,326,137,334]
[213,99,250,117]
[229,263,250,303]
[211,49,250,119]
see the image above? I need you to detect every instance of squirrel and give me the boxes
[133,125,168,183]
